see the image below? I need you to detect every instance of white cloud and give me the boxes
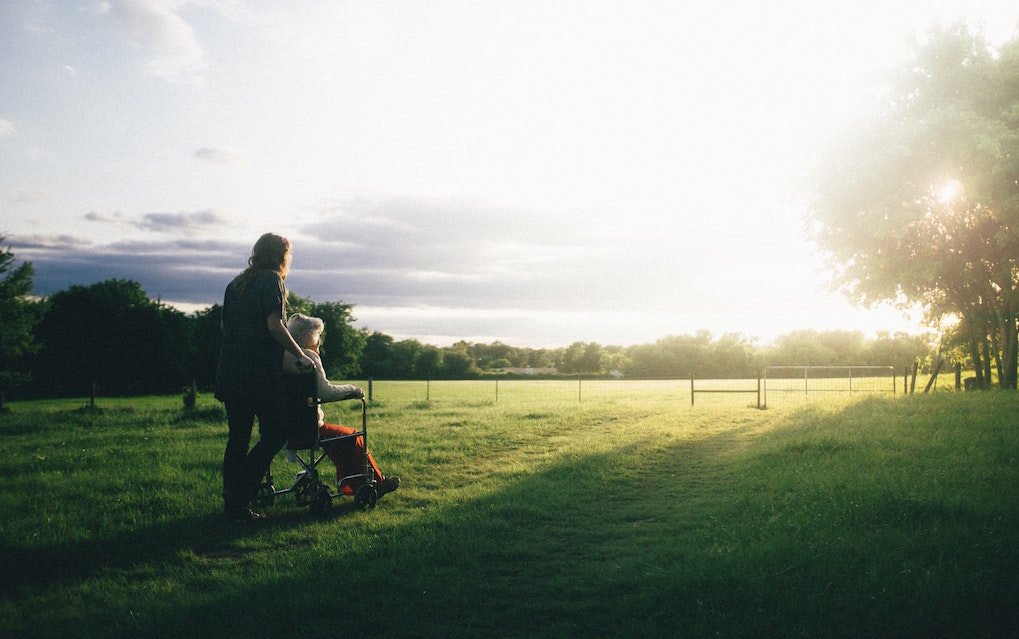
[0,118,14,137]
[103,0,205,83]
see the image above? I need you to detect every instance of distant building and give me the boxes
[490,367,559,375]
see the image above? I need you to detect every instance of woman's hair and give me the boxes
[287,313,324,348]
[236,232,292,293]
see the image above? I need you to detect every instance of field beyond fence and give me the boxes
[1,381,1016,638]
[368,369,906,409]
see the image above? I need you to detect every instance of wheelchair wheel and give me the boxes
[310,486,332,515]
[354,483,378,510]
[294,473,317,505]
[253,482,275,509]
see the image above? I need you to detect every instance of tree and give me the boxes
[472,341,516,369]
[310,300,365,379]
[34,279,187,397]
[559,341,604,375]
[805,24,1019,388]
[390,339,424,379]
[768,330,850,367]
[360,331,395,379]
[187,304,222,390]
[711,333,754,378]
[441,344,479,377]
[414,344,443,379]
[0,238,42,409]
[863,332,933,369]
[285,292,313,319]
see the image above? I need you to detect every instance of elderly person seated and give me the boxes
[282,313,400,499]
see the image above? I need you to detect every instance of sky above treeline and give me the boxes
[3,1,1018,348]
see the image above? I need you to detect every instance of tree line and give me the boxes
[1,243,934,405]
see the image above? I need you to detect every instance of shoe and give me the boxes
[377,476,400,498]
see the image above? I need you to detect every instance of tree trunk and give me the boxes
[981,337,993,388]
[923,358,942,393]
[968,325,986,389]
[990,321,1002,386]
[1000,312,1018,389]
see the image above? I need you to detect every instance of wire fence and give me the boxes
[363,378,686,405]
[762,366,897,407]
[353,369,899,410]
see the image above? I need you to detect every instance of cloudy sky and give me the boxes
[2,1,1018,348]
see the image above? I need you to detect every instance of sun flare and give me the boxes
[938,179,964,203]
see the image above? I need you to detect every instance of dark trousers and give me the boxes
[223,398,288,511]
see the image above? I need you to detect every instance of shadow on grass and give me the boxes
[1,492,362,597]
[6,398,1019,638]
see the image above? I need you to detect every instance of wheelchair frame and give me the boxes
[254,398,378,514]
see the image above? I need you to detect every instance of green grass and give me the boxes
[1,383,1016,638]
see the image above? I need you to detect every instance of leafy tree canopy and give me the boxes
[804,23,1019,388]
[0,237,41,408]
[34,279,187,396]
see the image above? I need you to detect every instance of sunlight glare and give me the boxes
[938,179,964,203]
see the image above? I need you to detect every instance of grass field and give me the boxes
[1,381,1017,638]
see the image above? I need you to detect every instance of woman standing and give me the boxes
[215,233,315,521]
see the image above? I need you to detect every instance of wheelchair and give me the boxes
[253,371,378,515]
